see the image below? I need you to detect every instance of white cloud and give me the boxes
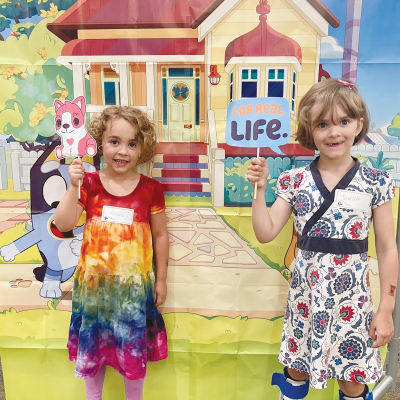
[321,36,344,59]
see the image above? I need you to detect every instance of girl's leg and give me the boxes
[123,377,145,400]
[271,367,310,400]
[84,365,106,400]
[287,368,309,381]
[338,380,372,400]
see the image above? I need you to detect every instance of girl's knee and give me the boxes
[286,368,309,381]
[338,380,371,400]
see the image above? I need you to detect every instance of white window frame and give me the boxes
[229,71,234,102]
[239,66,260,99]
[291,70,297,114]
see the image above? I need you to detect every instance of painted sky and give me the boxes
[320,0,400,130]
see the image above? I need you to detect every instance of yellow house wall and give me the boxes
[209,0,320,143]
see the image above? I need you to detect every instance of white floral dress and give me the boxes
[276,158,396,389]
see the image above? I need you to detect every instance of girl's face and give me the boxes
[101,118,141,176]
[310,104,363,161]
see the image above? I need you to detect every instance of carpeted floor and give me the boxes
[382,361,400,400]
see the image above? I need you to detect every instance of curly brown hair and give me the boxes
[89,106,156,164]
[295,78,370,150]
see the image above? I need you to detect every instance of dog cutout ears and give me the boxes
[53,96,97,159]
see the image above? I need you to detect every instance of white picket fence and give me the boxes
[0,146,7,190]
[9,143,44,191]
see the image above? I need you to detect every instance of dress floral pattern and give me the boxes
[276,159,395,389]
[67,172,168,380]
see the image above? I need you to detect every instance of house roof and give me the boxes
[48,0,339,43]
[307,0,339,28]
[225,1,302,66]
[61,37,205,57]
[47,0,224,42]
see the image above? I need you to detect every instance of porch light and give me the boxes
[208,65,221,85]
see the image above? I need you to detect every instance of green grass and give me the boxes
[0,308,342,400]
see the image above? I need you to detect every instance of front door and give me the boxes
[161,67,200,142]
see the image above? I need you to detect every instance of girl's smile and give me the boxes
[101,118,140,176]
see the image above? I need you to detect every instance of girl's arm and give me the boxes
[54,158,85,232]
[150,210,169,306]
[369,199,399,348]
[247,157,292,243]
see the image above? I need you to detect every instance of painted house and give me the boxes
[47,0,339,205]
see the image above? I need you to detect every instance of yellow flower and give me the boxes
[37,48,47,60]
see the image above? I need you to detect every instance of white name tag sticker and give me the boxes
[101,206,134,225]
[334,190,372,212]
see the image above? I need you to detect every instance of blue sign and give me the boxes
[225,97,290,154]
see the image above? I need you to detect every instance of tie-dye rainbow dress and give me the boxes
[67,172,168,380]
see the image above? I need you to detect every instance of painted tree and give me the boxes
[0,58,73,145]
[12,21,35,38]
[0,0,77,30]
[0,14,74,147]
[0,15,10,40]
[387,112,400,138]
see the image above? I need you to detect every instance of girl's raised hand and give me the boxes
[69,158,85,187]
[246,157,269,188]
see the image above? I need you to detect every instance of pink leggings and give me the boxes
[84,365,144,400]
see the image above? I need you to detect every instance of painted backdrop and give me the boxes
[0,0,399,399]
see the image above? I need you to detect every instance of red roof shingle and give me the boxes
[48,0,224,42]
[62,37,205,56]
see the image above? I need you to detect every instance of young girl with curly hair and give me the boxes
[55,106,168,400]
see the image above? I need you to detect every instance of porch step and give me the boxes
[155,142,208,155]
[152,168,210,179]
[161,181,211,193]
[153,154,208,164]
[153,142,211,198]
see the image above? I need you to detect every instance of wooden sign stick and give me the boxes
[254,147,260,199]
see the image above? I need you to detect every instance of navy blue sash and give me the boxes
[297,157,368,255]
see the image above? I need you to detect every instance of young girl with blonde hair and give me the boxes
[247,78,398,400]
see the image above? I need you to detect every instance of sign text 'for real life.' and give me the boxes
[225,97,290,155]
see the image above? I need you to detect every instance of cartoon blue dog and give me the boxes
[0,140,98,298]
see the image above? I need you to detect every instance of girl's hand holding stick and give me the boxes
[69,158,85,196]
[77,157,81,198]
[245,154,269,200]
